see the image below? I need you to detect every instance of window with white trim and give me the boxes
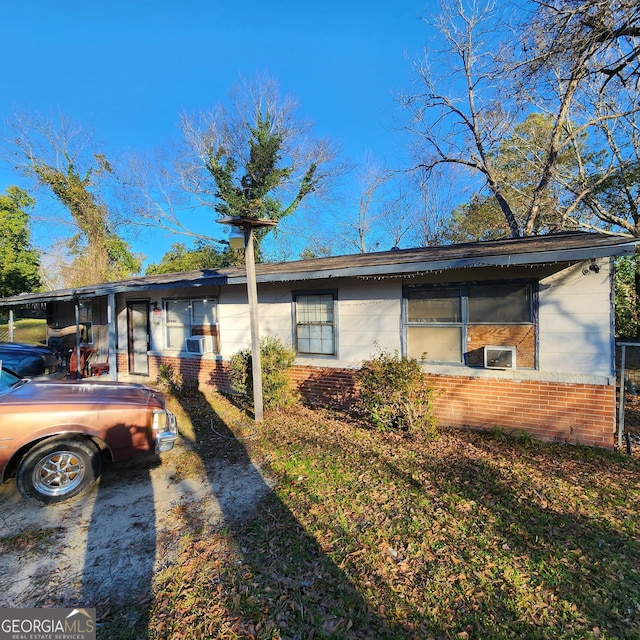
[295,292,336,355]
[164,298,218,350]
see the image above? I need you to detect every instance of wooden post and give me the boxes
[217,216,276,423]
[108,293,117,381]
[244,225,264,422]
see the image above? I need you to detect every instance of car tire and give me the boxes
[16,438,101,504]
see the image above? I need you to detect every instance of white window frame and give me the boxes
[163,297,218,351]
[294,291,337,356]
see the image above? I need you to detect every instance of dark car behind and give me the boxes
[0,342,64,379]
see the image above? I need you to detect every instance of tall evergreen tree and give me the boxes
[0,186,41,296]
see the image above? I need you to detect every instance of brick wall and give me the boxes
[115,353,127,375]
[425,374,615,448]
[115,354,616,448]
[288,366,615,448]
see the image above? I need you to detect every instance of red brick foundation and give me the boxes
[425,374,615,448]
[288,366,615,448]
[117,355,616,448]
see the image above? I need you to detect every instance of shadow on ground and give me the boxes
[0,381,406,638]
[144,383,405,638]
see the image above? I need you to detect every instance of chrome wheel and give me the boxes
[16,438,100,504]
[32,450,86,497]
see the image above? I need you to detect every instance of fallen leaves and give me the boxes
[100,392,640,639]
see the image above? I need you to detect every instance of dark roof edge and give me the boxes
[0,233,636,306]
[253,242,637,283]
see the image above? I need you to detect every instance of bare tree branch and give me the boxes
[2,112,140,285]
[402,0,640,238]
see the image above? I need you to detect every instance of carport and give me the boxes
[0,289,118,381]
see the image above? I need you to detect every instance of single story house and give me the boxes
[0,231,636,448]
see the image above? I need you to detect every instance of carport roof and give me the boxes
[0,231,637,306]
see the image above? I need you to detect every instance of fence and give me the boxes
[616,341,640,453]
[0,307,48,345]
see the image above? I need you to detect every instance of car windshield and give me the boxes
[0,366,26,394]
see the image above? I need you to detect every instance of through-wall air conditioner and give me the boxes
[484,345,516,369]
[185,335,214,355]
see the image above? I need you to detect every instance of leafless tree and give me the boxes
[325,154,429,254]
[116,146,208,244]
[515,0,640,234]
[402,0,640,238]
[120,76,341,260]
[401,1,523,236]
[522,0,640,89]
[332,154,394,253]
[409,165,457,246]
[569,78,640,235]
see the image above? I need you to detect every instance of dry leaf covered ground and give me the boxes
[3,387,640,639]
[141,390,640,639]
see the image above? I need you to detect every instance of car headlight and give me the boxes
[152,409,167,431]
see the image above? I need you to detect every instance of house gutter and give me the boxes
[246,243,638,285]
[0,238,636,304]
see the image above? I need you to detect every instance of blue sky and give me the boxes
[1,0,433,267]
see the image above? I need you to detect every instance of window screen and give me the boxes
[295,293,335,355]
[407,288,461,323]
[468,284,531,323]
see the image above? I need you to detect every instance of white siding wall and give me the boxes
[216,287,251,357]
[218,284,292,358]
[329,280,401,365]
[217,280,402,367]
[538,260,614,377]
[131,258,615,383]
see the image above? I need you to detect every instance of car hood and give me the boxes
[0,342,57,354]
[0,379,165,408]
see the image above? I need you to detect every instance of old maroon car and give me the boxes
[0,367,178,504]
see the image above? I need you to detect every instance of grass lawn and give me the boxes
[105,389,640,640]
[0,317,47,344]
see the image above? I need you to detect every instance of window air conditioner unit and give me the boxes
[484,345,516,369]
[185,335,214,355]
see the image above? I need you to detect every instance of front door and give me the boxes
[127,301,149,376]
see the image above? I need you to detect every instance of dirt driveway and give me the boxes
[0,432,274,614]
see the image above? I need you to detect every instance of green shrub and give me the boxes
[355,347,437,439]
[229,337,298,410]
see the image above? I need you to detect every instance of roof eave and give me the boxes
[0,238,635,306]
[250,243,636,284]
